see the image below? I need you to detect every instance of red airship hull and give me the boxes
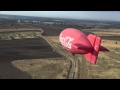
[59,28,109,64]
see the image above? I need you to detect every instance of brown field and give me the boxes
[0,28,41,33]
[101,39,120,48]
[45,36,59,43]
[93,32,120,36]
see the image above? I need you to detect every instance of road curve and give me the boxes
[40,29,76,79]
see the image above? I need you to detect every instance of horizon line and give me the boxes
[0,13,120,22]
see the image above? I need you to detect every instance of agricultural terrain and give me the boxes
[0,23,70,79]
[0,21,120,79]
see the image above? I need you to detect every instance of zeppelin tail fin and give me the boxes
[99,46,109,51]
[85,34,101,64]
[85,34,109,64]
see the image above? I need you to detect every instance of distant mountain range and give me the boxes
[0,14,120,24]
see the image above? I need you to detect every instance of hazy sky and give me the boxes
[1,11,120,21]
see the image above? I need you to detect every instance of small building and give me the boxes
[17,20,21,23]
[43,22,54,25]
[24,20,29,23]
[32,21,40,23]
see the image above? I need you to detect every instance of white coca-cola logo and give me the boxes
[59,34,74,49]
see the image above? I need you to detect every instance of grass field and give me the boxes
[87,28,120,78]
[12,58,70,79]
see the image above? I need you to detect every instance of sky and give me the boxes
[1,11,120,21]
